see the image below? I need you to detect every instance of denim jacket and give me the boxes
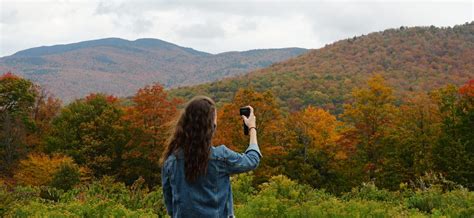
[162,143,262,218]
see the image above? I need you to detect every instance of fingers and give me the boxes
[246,105,254,115]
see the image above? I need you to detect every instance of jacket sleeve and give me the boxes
[220,144,262,175]
[161,162,173,216]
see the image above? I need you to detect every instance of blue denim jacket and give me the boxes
[162,143,262,218]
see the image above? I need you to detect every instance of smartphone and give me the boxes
[240,107,251,135]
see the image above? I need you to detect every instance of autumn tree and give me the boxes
[26,88,62,152]
[120,83,182,186]
[433,80,474,189]
[341,74,398,186]
[0,72,37,176]
[389,92,441,183]
[283,106,344,192]
[213,89,289,182]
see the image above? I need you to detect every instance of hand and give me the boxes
[241,105,256,129]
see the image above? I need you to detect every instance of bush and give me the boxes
[49,163,81,191]
[13,153,75,186]
[8,199,156,217]
[406,187,474,216]
[2,174,474,217]
[0,183,40,216]
[236,175,333,217]
[232,172,256,204]
[342,182,401,203]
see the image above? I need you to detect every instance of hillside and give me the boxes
[170,22,474,113]
[0,38,307,102]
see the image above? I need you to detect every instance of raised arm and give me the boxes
[222,105,261,175]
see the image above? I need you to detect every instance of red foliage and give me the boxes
[0,71,20,80]
[84,93,118,103]
[459,79,474,97]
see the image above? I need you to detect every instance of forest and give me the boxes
[1,71,473,217]
[170,22,474,114]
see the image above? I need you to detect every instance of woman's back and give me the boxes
[160,96,260,218]
[162,144,261,218]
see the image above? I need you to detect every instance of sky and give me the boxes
[0,0,473,57]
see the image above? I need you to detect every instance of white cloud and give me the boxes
[0,0,472,56]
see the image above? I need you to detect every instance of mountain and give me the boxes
[0,38,307,102]
[170,22,474,113]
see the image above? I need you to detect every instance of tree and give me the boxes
[341,74,398,185]
[433,80,474,189]
[213,89,288,182]
[287,106,341,161]
[26,88,62,152]
[45,93,129,180]
[120,83,182,186]
[283,106,345,192]
[0,72,37,176]
[390,92,441,183]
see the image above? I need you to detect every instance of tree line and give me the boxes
[1,71,473,194]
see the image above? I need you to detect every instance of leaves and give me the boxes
[13,153,75,186]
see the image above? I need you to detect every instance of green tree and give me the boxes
[0,72,37,175]
[45,94,130,179]
[433,81,474,189]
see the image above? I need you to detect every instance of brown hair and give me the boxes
[160,96,216,183]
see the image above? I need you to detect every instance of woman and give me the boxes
[160,96,261,218]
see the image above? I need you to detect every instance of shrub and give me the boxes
[13,153,75,186]
[50,163,81,191]
[232,172,256,204]
[39,186,63,202]
[342,182,401,203]
[236,175,333,217]
[7,199,156,217]
[406,187,474,216]
[1,183,40,216]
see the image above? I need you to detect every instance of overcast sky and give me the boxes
[0,0,473,57]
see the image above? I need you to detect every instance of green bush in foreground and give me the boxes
[2,174,474,217]
[49,163,81,191]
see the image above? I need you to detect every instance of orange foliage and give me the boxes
[288,106,341,151]
[459,79,474,97]
[85,93,118,103]
[123,83,182,161]
[213,89,287,156]
[13,153,76,186]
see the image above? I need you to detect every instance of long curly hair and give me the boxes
[160,96,216,183]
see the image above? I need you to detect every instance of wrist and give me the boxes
[249,127,257,132]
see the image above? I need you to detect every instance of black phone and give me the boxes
[240,107,251,135]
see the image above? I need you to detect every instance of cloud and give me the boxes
[177,22,226,39]
[0,0,472,57]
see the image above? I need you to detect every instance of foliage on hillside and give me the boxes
[171,22,474,113]
[0,38,306,102]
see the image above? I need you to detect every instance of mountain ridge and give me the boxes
[0,37,308,102]
[10,38,211,57]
